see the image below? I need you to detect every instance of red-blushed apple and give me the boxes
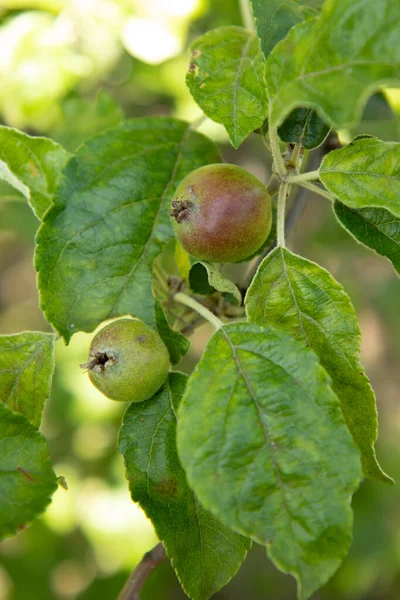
[171,163,271,263]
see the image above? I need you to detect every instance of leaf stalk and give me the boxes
[239,0,254,30]
[297,181,335,201]
[269,127,287,177]
[288,141,303,171]
[286,170,320,184]
[174,292,223,330]
[277,182,290,247]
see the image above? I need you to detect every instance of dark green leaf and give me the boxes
[177,323,362,600]
[154,302,190,365]
[320,138,400,217]
[186,26,268,148]
[334,202,400,275]
[119,373,250,600]
[266,1,400,130]
[278,108,330,149]
[0,127,70,220]
[35,118,219,343]
[189,262,242,305]
[0,332,55,427]
[245,248,392,484]
[188,263,214,296]
[0,403,58,541]
[251,0,321,58]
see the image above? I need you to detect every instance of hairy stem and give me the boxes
[297,181,335,201]
[267,173,280,197]
[118,543,167,600]
[239,0,254,30]
[289,141,303,171]
[244,180,311,284]
[244,143,327,284]
[174,292,223,330]
[269,127,287,177]
[277,182,290,247]
[286,170,321,184]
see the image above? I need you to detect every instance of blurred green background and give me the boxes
[0,1,399,599]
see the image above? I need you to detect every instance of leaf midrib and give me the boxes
[232,35,253,143]
[345,205,400,248]
[3,338,51,417]
[221,327,296,548]
[107,126,192,318]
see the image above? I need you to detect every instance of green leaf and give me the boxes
[35,118,219,343]
[0,403,58,541]
[278,107,330,149]
[175,246,243,305]
[177,322,362,600]
[245,248,392,484]
[0,127,70,220]
[334,201,400,275]
[266,0,400,130]
[188,263,214,296]
[119,373,250,600]
[51,90,124,151]
[0,332,55,427]
[154,302,190,365]
[189,262,242,305]
[320,138,400,217]
[186,26,268,148]
[174,241,192,282]
[251,0,321,58]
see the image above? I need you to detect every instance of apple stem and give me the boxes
[277,182,290,248]
[174,293,223,330]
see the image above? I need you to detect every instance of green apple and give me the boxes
[82,318,170,402]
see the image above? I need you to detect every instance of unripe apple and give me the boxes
[170,163,271,263]
[81,318,170,402]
